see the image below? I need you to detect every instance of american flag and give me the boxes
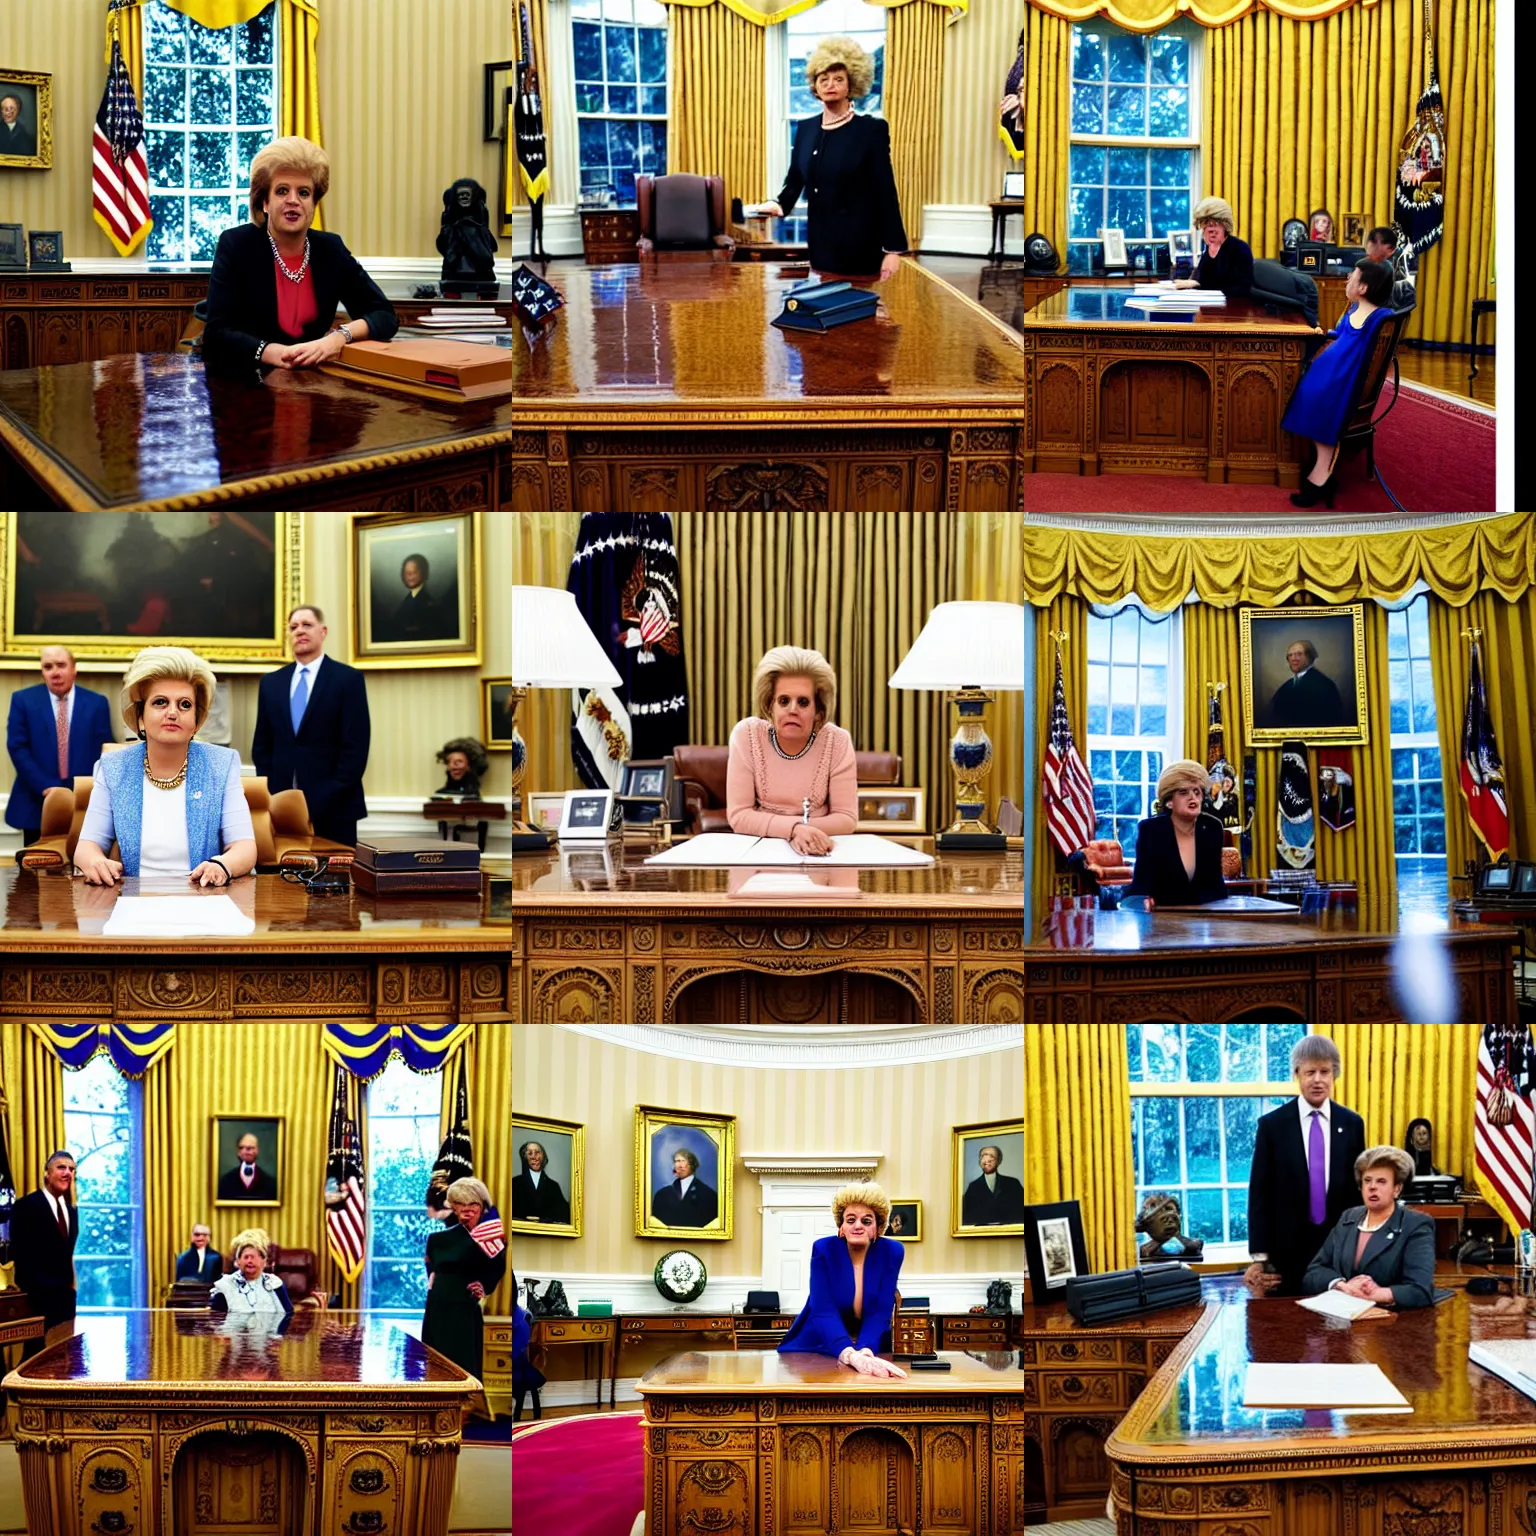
[324,1064,367,1285]
[1459,633,1509,857]
[470,1206,506,1259]
[1042,644,1096,857]
[1474,1023,1535,1239]
[93,8,151,258]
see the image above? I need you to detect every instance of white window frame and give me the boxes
[64,1054,147,1312]
[569,0,670,204]
[1386,594,1448,920]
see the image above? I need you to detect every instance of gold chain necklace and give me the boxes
[144,752,190,791]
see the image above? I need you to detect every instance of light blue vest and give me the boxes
[96,741,235,875]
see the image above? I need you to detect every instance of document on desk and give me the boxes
[1294,1288,1377,1321]
[645,833,934,868]
[1243,1362,1411,1411]
[1157,895,1300,914]
[102,895,256,938]
[1468,1339,1536,1401]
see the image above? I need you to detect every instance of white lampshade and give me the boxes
[888,602,1026,690]
[512,586,622,689]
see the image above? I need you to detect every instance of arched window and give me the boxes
[63,1052,146,1310]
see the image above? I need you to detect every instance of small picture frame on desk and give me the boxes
[27,229,67,270]
[0,223,24,269]
[855,787,925,834]
[1167,229,1194,264]
[559,787,620,840]
[526,793,566,836]
[1342,211,1368,248]
[1002,170,1024,199]
[1297,242,1325,274]
[1025,1201,1088,1301]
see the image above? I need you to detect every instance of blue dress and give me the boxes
[1281,301,1391,444]
[778,1234,903,1358]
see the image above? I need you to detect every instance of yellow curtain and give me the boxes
[1427,589,1536,904]
[1030,593,1088,925]
[1023,513,1536,609]
[1202,0,1493,346]
[1021,7,1072,265]
[101,0,148,94]
[661,0,965,21]
[1027,0,1381,23]
[668,4,767,214]
[278,0,324,230]
[883,0,946,244]
[0,1023,67,1293]
[162,0,273,24]
[511,0,550,208]
[957,513,1025,825]
[1023,1024,1136,1285]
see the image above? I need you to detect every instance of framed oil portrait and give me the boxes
[347,511,483,668]
[634,1104,735,1241]
[885,1199,922,1242]
[0,70,52,169]
[1025,1200,1088,1303]
[855,787,925,833]
[0,512,302,667]
[483,677,513,750]
[211,1115,285,1208]
[951,1118,1024,1237]
[1241,604,1368,746]
[512,1113,583,1238]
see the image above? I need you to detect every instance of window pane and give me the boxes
[1185,1187,1224,1243]
[236,129,270,182]
[1225,1025,1262,1082]
[1072,83,1105,135]
[1149,35,1188,85]
[608,85,637,113]
[1223,1098,1261,1182]
[1070,144,1106,185]
[1107,147,1145,186]
[1411,661,1435,732]
[1070,185,1102,241]
[189,131,231,189]
[187,18,233,64]
[1418,745,1441,781]
[1143,1025,1182,1081]
[1106,185,1146,237]
[236,68,273,127]
[189,195,234,259]
[148,4,187,63]
[1152,186,1189,236]
[147,129,185,187]
[641,85,667,116]
[1107,32,1146,83]
[1138,1096,1181,1184]
[145,66,187,125]
[1108,85,1146,136]
[189,67,232,123]
[1184,1097,1220,1180]
[1186,1025,1220,1085]
[577,81,604,113]
[606,25,638,83]
[1148,88,1188,138]
[639,25,667,83]
[574,21,603,79]
[366,1056,446,1312]
[1073,28,1106,82]
[148,195,186,260]
[1387,609,1409,658]
[238,9,276,65]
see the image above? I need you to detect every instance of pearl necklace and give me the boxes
[769,726,817,761]
[144,752,190,791]
[820,108,855,131]
[268,226,311,283]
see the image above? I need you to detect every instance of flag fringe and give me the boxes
[93,206,150,258]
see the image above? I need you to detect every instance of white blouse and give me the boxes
[140,782,192,877]
[211,1270,287,1315]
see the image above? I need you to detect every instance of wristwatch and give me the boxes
[337,323,354,345]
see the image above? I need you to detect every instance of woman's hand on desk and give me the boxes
[1171,279,1199,289]
[283,331,349,369]
[74,847,123,885]
[758,201,784,219]
[839,1347,907,1379]
[790,824,833,856]
[879,253,902,281]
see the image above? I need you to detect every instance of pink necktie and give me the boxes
[56,694,68,779]
[1308,1111,1326,1224]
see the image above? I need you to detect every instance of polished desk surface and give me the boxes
[513,840,1023,916]
[513,259,1026,419]
[0,351,511,510]
[1110,1289,1536,1456]
[637,1348,1023,1395]
[1024,286,1320,331]
[1,1309,475,1393]
[0,867,511,952]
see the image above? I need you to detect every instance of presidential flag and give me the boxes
[1458,633,1509,857]
[1042,646,1095,857]
[514,1,549,203]
[93,3,151,257]
[1393,1,1446,259]
[323,1064,367,1285]
[1475,1023,1536,1238]
[1276,740,1315,869]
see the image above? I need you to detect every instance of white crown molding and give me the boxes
[553,1024,1023,1069]
[740,1154,882,1177]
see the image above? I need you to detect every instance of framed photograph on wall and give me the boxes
[1241,603,1368,746]
[0,70,52,169]
[1025,1200,1088,1301]
[484,60,513,141]
[0,222,25,268]
[347,511,483,668]
[1342,211,1368,248]
[634,1104,735,1241]
[855,787,925,833]
[512,1113,583,1238]
[885,1199,922,1242]
[211,1115,285,1208]
[483,677,513,750]
[951,1118,1024,1237]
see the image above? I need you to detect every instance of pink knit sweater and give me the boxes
[726,718,857,840]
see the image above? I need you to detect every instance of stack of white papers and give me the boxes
[1243,1362,1411,1411]
[1469,1339,1536,1401]
[1295,1289,1377,1321]
[645,833,934,868]
[417,310,506,328]
[102,894,256,938]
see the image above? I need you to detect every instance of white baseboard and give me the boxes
[503,206,587,261]
[919,204,1010,259]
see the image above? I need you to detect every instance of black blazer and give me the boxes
[251,656,370,832]
[1125,812,1228,906]
[961,1172,1025,1226]
[775,114,908,278]
[1193,234,1254,298]
[12,1188,78,1294]
[1268,666,1346,729]
[1302,1204,1437,1309]
[201,222,399,373]
[511,1170,570,1225]
[175,1246,225,1281]
[651,1177,719,1228]
[1249,1098,1367,1289]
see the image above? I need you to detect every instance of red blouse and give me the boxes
[273,251,319,340]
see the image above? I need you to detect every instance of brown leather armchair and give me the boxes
[636,173,735,259]
[673,745,901,835]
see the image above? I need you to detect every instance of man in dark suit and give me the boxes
[1268,639,1346,729]
[13,1151,78,1359]
[1246,1034,1368,1297]
[512,1141,571,1224]
[217,1133,278,1201]
[175,1223,224,1281]
[5,646,116,844]
[652,1150,718,1228]
[962,1145,1026,1225]
[379,553,456,643]
[252,604,370,848]
[0,95,35,158]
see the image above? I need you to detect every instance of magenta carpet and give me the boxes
[512,1412,645,1536]
[1024,379,1495,512]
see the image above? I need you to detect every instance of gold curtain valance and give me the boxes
[659,0,963,26]
[1025,0,1378,28]
[1023,514,1536,610]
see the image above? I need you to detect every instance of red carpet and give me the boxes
[1024,380,1495,512]
[512,1411,644,1536]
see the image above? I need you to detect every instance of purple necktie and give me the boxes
[1308,1110,1326,1224]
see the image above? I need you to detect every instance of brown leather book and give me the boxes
[320,339,512,402]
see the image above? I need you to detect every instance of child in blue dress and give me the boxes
[1281,259,1396,507]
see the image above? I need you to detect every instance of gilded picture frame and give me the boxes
[0,512,302,668]
[951,1118,1025,1238]
[210,1114,286,1209]
[1240,603,1369,747]
[634,1103,735,1242]
[855,787,925,834]
[0,69,53,170]
[347,511,483,669]
[512,1113,583,1239]
[483,677,513,749]
[885,1199,922,1243]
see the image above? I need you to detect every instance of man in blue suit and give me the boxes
[6,646,115,844]
[251,605,371,848]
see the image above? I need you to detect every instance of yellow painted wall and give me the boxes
[0,0,508,262]
[937,3,1019,208]
[0,511,510,807]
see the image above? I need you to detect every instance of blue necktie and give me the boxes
[290,667,309,733]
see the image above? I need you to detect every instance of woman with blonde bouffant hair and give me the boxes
[201,134,398,373]
[726,645,856,857]
[1120,758,1229,911]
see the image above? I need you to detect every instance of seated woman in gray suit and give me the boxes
[1302,1146,1436,1309]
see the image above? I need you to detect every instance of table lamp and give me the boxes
[889,600,1026,850]
[511,585,622,851]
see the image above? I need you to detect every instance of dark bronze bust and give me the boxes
[437,177,499,287]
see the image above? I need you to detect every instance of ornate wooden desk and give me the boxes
[1023,286,1320,487]
[1025,904,1519,1023]
[1106,1289,1536,1535]
[511,842,1023,1023]
[637,1348,1028,1536]
[0,1309,482,1536]
[0,868,511,1021]
[511,260,1026,511]
[529,1316,619,1412]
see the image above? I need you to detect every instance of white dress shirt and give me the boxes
[1297,1094,1332,1190]
[288,653,326,700]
